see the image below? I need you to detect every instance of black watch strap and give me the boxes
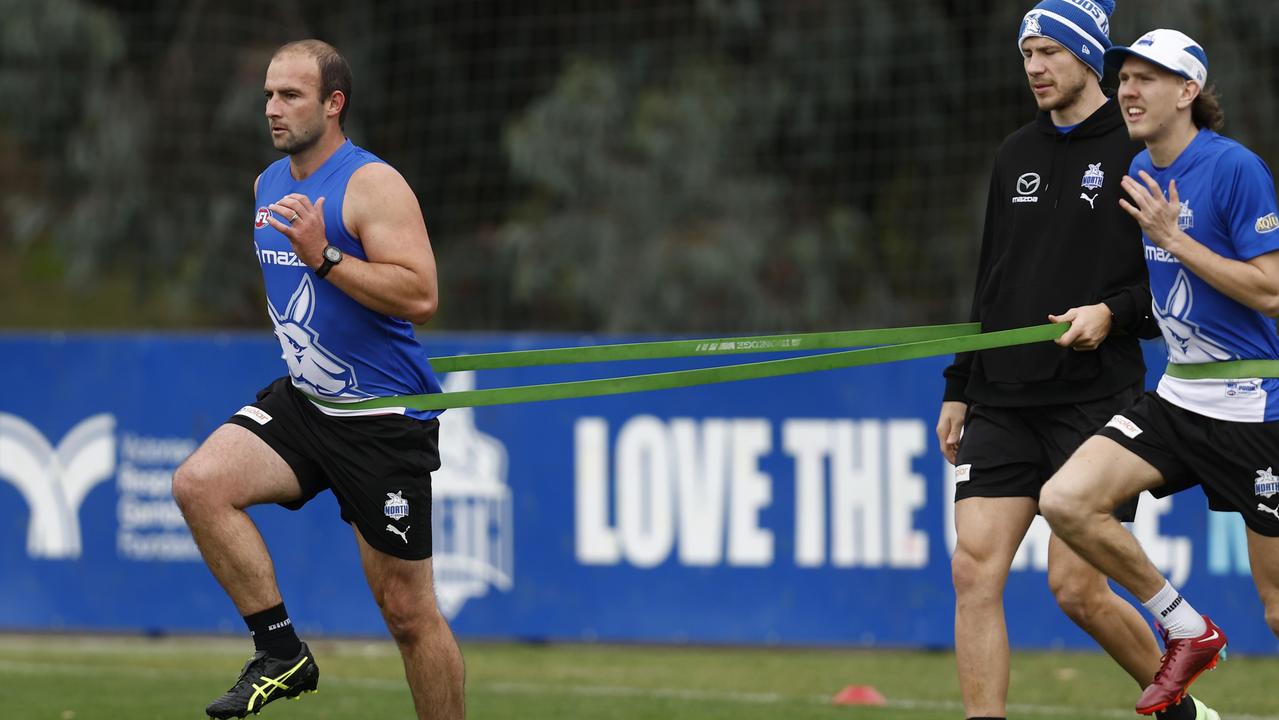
[316,257,336,279]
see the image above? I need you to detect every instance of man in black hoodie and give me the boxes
[935,3,1216,720]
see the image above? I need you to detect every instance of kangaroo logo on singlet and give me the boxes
[1155,270,1234,364]
[383,491,410,520]
[0,413,116,559]
[267,275,369,399]
[1177,200,1195,230]
[1255,468,1279,499]
[432,371,514,620]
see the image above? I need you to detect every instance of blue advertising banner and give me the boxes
[0,333,1273,653]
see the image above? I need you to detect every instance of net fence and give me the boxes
[1,0,1276,332]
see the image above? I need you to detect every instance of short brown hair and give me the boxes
[274,39,353,128]
[1191,84,1225,131]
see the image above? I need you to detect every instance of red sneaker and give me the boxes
[1136,616,1227,715]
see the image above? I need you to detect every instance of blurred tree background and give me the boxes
[1,0,1275,332]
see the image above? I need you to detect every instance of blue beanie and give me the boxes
[1018,0,1115,79]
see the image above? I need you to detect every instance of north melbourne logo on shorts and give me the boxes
[1106,414,1143,439]
[1255,468,1279,499]
[383,491,410,520]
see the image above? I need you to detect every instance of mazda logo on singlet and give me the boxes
[1017,173,1041,195]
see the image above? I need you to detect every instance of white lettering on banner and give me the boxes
[574,416,774,568]
[116,433,201,561]
[616,417,675,568]
[575,418,619,564]
[788,419,927,568]
[729,420,773,565]
[671,419,728,566]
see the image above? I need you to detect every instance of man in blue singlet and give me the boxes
[1042,28,1279,717]
[172,40,464,719]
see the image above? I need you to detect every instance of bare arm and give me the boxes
[1121,171,1279,316]
[266,163,438,324]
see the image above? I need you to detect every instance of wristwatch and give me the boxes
[316,244,343,279]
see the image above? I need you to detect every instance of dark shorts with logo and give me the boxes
[1095,391,1279,537]
[954,385,1142,521]
[225,376,441,560]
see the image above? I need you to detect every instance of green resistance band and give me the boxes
[312,322,1067,412]
[429,322,982,372]
[1164,360,1279,380]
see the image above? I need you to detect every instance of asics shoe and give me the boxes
[205,642,319,718]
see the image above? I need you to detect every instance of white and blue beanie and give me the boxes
[1018,0,1116,79]
[1104,29,1208,85]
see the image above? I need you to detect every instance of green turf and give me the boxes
[0,635,1274,720]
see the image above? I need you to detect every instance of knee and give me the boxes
[1264,601,1279,639]
[1049,569,1105,625]
[171,459,225,515]
[951,547,1000,603]
[1039,478,1088,535]
[170,461,205,514]
[377,586,443,645]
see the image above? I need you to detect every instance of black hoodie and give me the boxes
[944,96,1157,407]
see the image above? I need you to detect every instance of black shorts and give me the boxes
[1095,391,1279,537]
[955,385,1142,522]
[225,377,441,560]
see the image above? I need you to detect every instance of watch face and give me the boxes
[323,245,343,263]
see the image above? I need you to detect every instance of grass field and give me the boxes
[2,634,1276,720]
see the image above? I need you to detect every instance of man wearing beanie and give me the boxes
[936,3,1219,719]
[1043,27,1279,716]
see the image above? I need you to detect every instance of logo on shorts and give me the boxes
[954,464,972,484]
[234,406,273,425]
[1257,503,1279,521]
[385,524,411,543]
[383,491,410,520]
[1106,414,1143,439]
[1254,467,1279,499]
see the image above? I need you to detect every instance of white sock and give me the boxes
[1142,581,1207,640]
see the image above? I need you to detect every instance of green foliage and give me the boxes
[2,0,1277,330]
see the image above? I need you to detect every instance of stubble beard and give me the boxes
[1037,73,1088,115]
[272,124,322,156]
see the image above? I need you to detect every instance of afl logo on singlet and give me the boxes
[254,207,270,229]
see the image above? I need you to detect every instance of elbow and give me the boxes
[406,296,437,325]
[1255,290,1279,318]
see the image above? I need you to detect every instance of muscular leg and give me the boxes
[1040,436,1168,608]
[952,496,1038,718]
[354,527,465,720]
[172,424,304,614]
[1247,530,1279,640]
[1046,535,1161,686]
